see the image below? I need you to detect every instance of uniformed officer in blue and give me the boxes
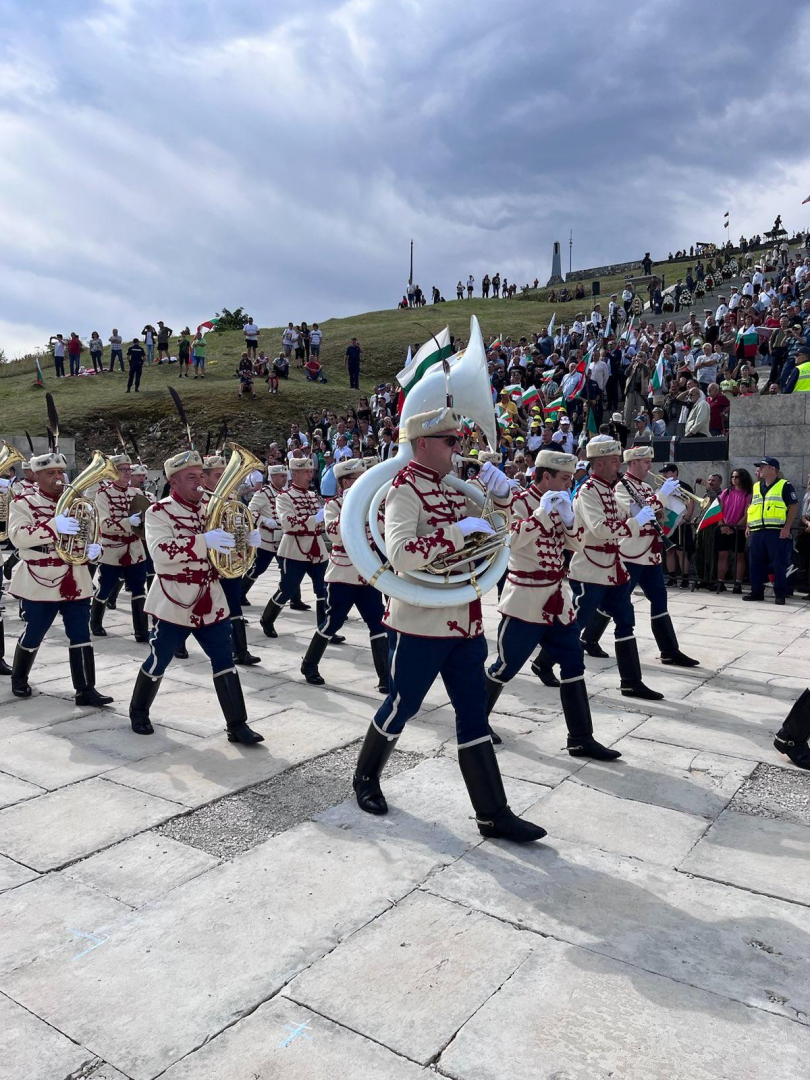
[352,406,547,844]
[744,456,799,606]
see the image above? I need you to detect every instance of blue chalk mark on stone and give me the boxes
[279,1021,312,1048]
[68,929,108,961]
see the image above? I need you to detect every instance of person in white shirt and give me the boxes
[590,305,603,330]
[551,417,575,454]
[243,318,259,357]
[752,268,764,289]
[287,423,309,449]
[728,288,741,311]
[589,352,609,393]
[684,388,710,437]
[282,323,296,357]
[622,286,634,314]
[741,278,754,298]
[334,435,352,461]
[715,300,729,322]
[795,260,809,284]
[571,316,584,340]
[651,408,666,436]
[309,324,323,356]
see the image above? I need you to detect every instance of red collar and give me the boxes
[171,493,204,511]
[592,474,618,490]
[408,460,442,483]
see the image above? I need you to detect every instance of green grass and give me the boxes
[0,254,696,466]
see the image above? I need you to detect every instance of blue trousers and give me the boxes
[626,563,668,617]
[141,618,233,680]
[749,529,792,599]
[373,632,489,746]
[272,557,326,604]
[319,582,385,638]
[488,615,584,683]
[221,576,244,621]
[571,579,635,640]
[19,598,91,649]
[245,548,275,586]
[95,562,148,603]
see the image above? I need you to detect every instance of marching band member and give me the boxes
[568,436,663,700]
[484,449,621,760]
[130,463,155,593]
[201,453,261,666]
[259,458,334,638]
[352,407,546,844]
[1,461,33,586]
[300,458,389,691]
[243,466,310,612]
[581,446,697,667]
[90,454,149,643]
[128,450,263,744]
[7,451,113,706]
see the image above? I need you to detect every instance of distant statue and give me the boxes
[774,214,782,232]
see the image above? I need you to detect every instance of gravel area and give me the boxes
[729,762,810,828]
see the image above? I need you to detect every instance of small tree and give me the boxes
[214,307,250,332]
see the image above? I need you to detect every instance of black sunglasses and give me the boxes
[422,434,462,446]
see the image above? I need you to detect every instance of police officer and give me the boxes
[784,347,810,393]
[744,456,799,606]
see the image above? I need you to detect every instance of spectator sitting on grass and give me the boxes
[237,353,257,399]
[273,353,289,379]
[304,355,327,383]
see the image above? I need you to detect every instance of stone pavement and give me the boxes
[1,569,810,1080]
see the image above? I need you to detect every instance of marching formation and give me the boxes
[2,318,809,855]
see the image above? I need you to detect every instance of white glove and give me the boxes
[262,516,278,529]
[314,507,325,524]
[636,505,656,528]
[457,516,496,537]
[539,490,566,515]
[479,461,510,498]
[204,528,235,553]
[659,478,681,498]
[247,529,261,547]
[548,489,575,526]
[87,542,102,561]
[128,513,142,526]
[0,477,11,489]
[55,514,80,536]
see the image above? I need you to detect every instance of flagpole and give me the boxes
[409,240,413,287]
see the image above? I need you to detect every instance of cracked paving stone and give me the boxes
[155,743,424,860]
[729,761,810,828]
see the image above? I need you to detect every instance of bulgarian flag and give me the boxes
[33,357,45,388]
[563,356,588,401]
[651,352,666,394]
[460,417,475,436]
[698,498,724,532]
[496,408,510,431]
[504,383,522,398]
[196,317,220,335]
[541,368,557,381]
[489,336,502,351]
[397,328,452,400]
[521,386,540,408]
[544,395,566,419]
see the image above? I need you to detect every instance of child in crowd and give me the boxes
[238,353,257,399]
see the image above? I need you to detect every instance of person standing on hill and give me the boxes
[243,316,259,358]
[177,328,191,378]
[49,334,66,377]
[345,337,362,390]
[310,323,323,357]
[67,332,83,376]
[109,328,124,372]
[126,338,145,393]
[192,333,206,378]
[156,321,173,363]
[141,325,156,363]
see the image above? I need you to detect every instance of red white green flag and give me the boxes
[521,386,540,408]
[698,498,723,532]
[397,328,452,400]
[33,358,45,388]
[196,317,220,335]
[544,395,566,419]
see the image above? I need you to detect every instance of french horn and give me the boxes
[342,315,510,608]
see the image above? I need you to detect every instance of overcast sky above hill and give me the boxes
[1,0,809,355]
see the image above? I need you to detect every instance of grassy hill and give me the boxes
[0,255,682,466]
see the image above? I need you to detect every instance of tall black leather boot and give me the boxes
[484,674,504,745]
[530,648,560,687]
[3,550,19,580]
[214,670,264,744]
[316,599,344,644]
[90,597,107,637]
[353,724,398,814]
[260,596,283,638]
[370,634,389,694]
[773,688,810,769]
[581,609,611,658]
[561,676,621,760]
[651,613,698,667]
[615,636,663,700]
[69,645,114,707]
[129,669,161,734]
[11,644,36,698]
[241,574,256,605]
[0,619,10,676]
[457,741,547,843]
[131,595,149,643]
[231,618,261,665]
[106,578,124,610]
[301,631,329,685]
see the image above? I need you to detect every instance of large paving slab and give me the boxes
[680,809,810,906]
[0,992,97,1080]
[630,708,781,761]
[425,837,810,1024]
[64,832,221,908]
[439,938,809,1080]
[0,770,44,810]
[285,891,535,1065]
[2,822,439,1080]
[0,728,130,790]
[522,778,709,866]
[0,777,183,871]
[0,854,37,894]
[159,997,427,1080]
[0,693,107,736]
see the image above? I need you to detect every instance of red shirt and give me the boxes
[708,392,729,431]
[67,338,82,356]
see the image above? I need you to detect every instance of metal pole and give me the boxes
[569,230,573,274]
[409,240,413,286]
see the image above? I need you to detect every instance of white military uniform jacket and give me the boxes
[8,488,94,602]
[95,480,146,567]
[324,493,366,586]
[499,500,580,626]
[275,484,327,563]
[383,459,512,639]
[569,475,643,586]
[248,483,284,552]
[144,494,228,628]
[614,473,665,567]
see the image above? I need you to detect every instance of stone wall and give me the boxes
[1,435,76,471]
[728,395,810,493]
[565,259,640,283]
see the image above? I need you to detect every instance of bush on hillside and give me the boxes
[214,307,251,332]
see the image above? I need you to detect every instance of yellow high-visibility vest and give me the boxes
[793,361,810,393]
[747,479,788,529]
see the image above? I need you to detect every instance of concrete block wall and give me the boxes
[728,396,810,494]
[0,435,76,472]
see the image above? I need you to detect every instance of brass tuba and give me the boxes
[205,442,262,579]
[0,442,24,542]
[55,450,120,565]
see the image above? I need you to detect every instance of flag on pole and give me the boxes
[543,395,566,419]
[460,417,475,436]
[396,328,452,400]
[621,315,635,342]
[33,358,45,388]
[488,336,502,351]
[562,356,588,400]
[496,408,510,431]
[698,498,724,532]
[521,386,541,408]
[651,351,666,394]
[541,367,558,381]
[504,383,522,399]
[547,313,555,338]
[196,318,220,335]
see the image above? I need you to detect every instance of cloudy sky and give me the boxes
[1,0,809,355]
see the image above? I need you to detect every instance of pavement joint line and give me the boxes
[0,988,102,1076]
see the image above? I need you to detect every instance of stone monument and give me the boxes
[546,240,563,286]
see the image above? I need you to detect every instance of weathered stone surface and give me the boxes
[680,809,810,905]
[0,873,129,975]
[159,998,427,1080]
[522,779,708,865]
[439,939,809,1080]
[0,769,44,809]
[426,836,810,1024]
[0,693,102,736]
[65,832,221,907]
[0,853,37,893]
[3,822,438,1080]
[0,728,128,790]
[0,993,96,1080]
[631,711,780,761]
[0,778,182,871]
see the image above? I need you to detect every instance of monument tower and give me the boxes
[546,240,563,285]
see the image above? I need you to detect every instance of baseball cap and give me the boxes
[754,456,780,469]
[611,412,623,423]
[661,463,679,474]
[575,461,588,471]
[560,415,571,425]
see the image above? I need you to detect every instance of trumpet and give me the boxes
[645,471,712,514]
